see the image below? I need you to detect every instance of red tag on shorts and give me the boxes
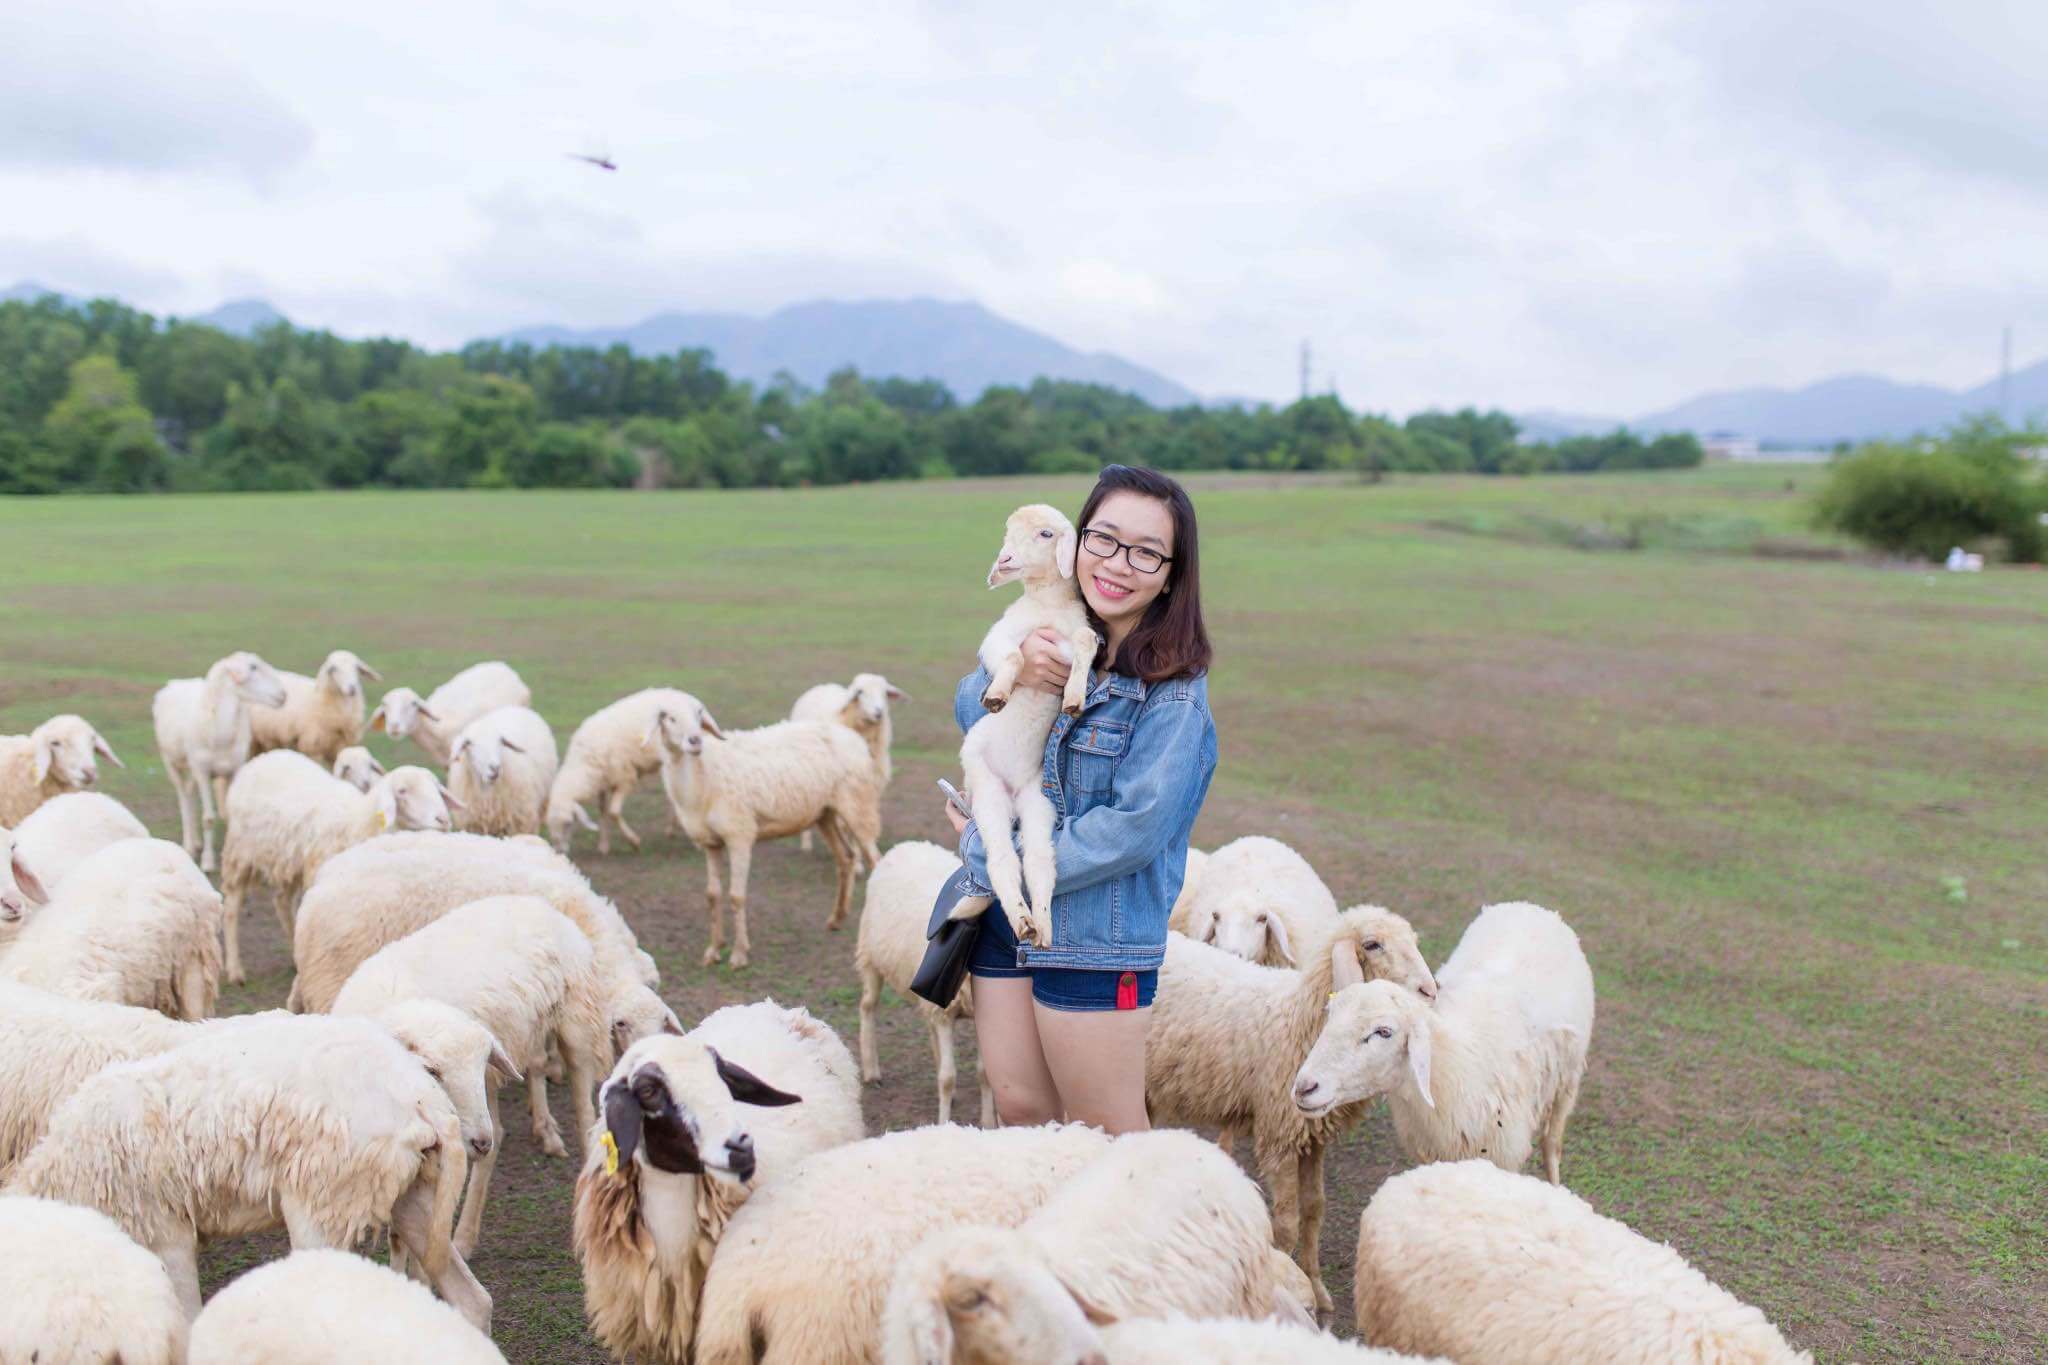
[1116,971,1138,1011]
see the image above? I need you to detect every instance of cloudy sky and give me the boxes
[4,0,2045,413]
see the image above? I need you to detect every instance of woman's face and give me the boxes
[1078,490,1176,631]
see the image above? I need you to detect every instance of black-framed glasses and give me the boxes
[1079,527,1172,574]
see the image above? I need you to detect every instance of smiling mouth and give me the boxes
[1092,576,1133,600]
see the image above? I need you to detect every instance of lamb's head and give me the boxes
[607,980,684,1057]
[316,649,381,701]
[450,718,527,787]
[843,673,908,727]
[1325,904,1437,1001]
[211,652,290,710]
[331,746,385,793]
[1292,979,1432,1120]
[29,714,123,791]
[1193,882,1306,966]
[0,829,51,924]
[987,504,1078,589]
[882,1225,1112,1365]
[378,998,522,1158]
[598,1034,802,1186]
[544,795,601,851]
[372,766,457,833]
[369,687,434,740]
[645,699,725,760]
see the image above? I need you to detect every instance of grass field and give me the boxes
[3,465,2044,1363]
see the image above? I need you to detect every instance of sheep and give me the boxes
[5,791,148,899]
[0,826,48,945]
[856,840,994,1126]
[790,672,907,853]
[0,837,222,1020]
[575,1000,866,1364]
[249,649,384,764]
[546,686,698,854]
[3,1012,490,1329]
[1165,844,1210,933]
[0,713,125,827]
[153,650,290,871]
[220,750,456,984]
[649,700,883,969]
[289,831,679,1050]
[940,504,1096,947]
[190,1249,508,1364]
[332,744,385,792]
[1095,1318,1446,1364]
[881,1128,1316,1365]
[693,1122,1115,1365]
[371,661,532,767]
[333,894,613,1256]
[1144,905,1438,1318]
[1354,1160,1812,1364]
[1169,836,1339,968]
[0,1195,188,1365]
[1292,901,1594,1184]
[447,704,560,837]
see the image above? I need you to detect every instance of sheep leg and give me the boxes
[931,1013,956,1124]
[166,760,200,861]
[800,825,815,853]
[567,1041,598,1150]
[175,953,213,1021]
[1297,1144,1334,1322]
[1060,628,1097,717]
[858,962,883,1083]
[700,843,727,966]
[198,772,225,873]
[1014,787,1058,944]
[725,839,755,969]
[155,1232,202,1321]
[281,1193,336,1251]
[981,648,1025,711]
[819,814,857,930]
[393,1178,492,1333]
[1256,1130,1302,1257]
[966,781,1030,942]
[606,789,641,851]
[455,1085,503,1259]
[1542,1071,1581,1185]
[527,1065,568,1157]
[220,856,251,986]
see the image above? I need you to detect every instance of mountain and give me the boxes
[1512,408,1626,442]
[3,280,74,307]
[190,298,287,336]
[501,297,1200,407]
[1630,374,1970,445]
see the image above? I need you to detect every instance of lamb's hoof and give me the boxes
[731,949,751,969]
[538,1133,569,1159]
[453,1233,479,1260]
[226,968,245,987]
[1029,915,1054,946]
[861,1069,882,1085]
[701,945,723,968]
[201,855,217,874]
[981,690,1007,713]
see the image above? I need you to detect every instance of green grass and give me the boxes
[3,464,2043,1362]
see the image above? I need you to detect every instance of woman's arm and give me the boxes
[953,666,993,737]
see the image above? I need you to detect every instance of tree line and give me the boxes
[0,295,1701,494]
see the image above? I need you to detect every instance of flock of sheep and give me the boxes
[0,642,1814,1363]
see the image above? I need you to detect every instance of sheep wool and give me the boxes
[448,705,560,837]
[546,686,699,854]
[190,1249,507,1364]
[5,791,148,895]
[248,649,381,765]
[790,672,905,852]
[371,661,531,767]
[1170,834,1341,967]
[0,714,123,827]
[0,1195,188,1365]
[152,650,289,872]
[1099,1317,1448,1364]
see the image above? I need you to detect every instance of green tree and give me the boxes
[41,354,166,491]
[436,375,539,487]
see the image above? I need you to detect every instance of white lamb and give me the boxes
[0,713,125,826]
[790,672,906,853]
[152,650,290,871]
[249,649,383,764]
[0,837,222,1020]
[649,700,883,969]
[855,840,994,1126]
[0,1195,188,1365]
[332,744,384,792]
[3,1012,490,1328]
[940,504,1096,948]
[447,705,559,837]
[546,686,697,854]
[693,1123,1114,1365]
[575,1001,866,1365]
[1098,1319,1445,1364]
[371,661,532,767]
[288,831,678,1049]
[333,894,614,1256]
[881,1128,1316,1365]
[220,750,456,983]
[6,791,148,897]
[1354,1160,1812,1364]
[1170,835,1340,967]
[1145,907,1438,1318]
[1293,901,1594,1184]
[190,1249,508,1364]
[0,827,48,942]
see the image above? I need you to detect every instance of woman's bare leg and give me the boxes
[971,977,1060,1126]
[1035,1003,1151,1134]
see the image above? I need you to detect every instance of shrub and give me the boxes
[1812,418,2045,562]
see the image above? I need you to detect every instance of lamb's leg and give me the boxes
[566,1040,598,1149]
[220,855,251,986]
[820,814,857,931]
[198,770,222,873]
[725,839,755,969]
[981,648,1026,712]
[174,953,213,1021]
[527,1065,568,1157]
[965,781,1029,941]
[155,1232,202,1321]
[1060,627,1097,716]
[858,962,883,1083]
[393,1178,492,1333]
[1014,787,1058,944]
[800,825,814,853]
[1297,1144,1334,1322]
[166,760,199,861]
[700,843,726,967]
[931,1013,957,1125]
[607,788,641,851]
[455,1084,503,1258]
[1542,1071,1581,1185]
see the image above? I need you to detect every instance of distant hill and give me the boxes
[190,298,287,336]
[3,280,73,307]
[500,297,1201,407]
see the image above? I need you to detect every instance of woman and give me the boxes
[945,464,1216,1133]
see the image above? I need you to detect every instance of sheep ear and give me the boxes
[487,1034,523,1084]
[1329,938,1364,990]
[437,782,464,812]
[603,1084,644,1170]
[368,755,387,777]
[500,737,527,755]
[369,704,387,733]
[1405,1018,1434,1109]
[1266,914,1297,967]
[11,850,49,906]
[643,710,669,750]
[370,782,399,831]
[31,739,54,786]
[359,660,383,681]
[708,1047,802,1107]
[885,684,909,702]
[699,711,726,740]
[572,802,600,832]
[1055,527,1078,579]
[906,1287,956,1365]
[416,703,440,722]
[1053,1267,1119,1326]
[92,732,125,769]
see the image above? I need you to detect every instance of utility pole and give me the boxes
[2000,325,2013,419]
[1299,340,1311,401]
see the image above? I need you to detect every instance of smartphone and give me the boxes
[935,778,972,818]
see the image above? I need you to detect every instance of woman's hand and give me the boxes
[1013,628,1073,694]
[943,799,968,836]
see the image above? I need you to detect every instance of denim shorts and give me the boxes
[966,890,1159,1013]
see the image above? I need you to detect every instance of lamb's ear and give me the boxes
[642,710,669,750]
[31,738,53,786]
[1055,527,1078,579]
[499,737,527,755]
[707,1046,803,1107]
[369,704,388,733]
[1053,1266,1119,1327]
[1405,1017,1434,1109]
[487,1033,523,1085]
[436,781,464,812]
[11,850,49,906]
[885,684,909,702]
[1329,938,1364,989]
[905,1285,956,1365]
[92,732,125,769]
[416,703,440,723]
[368,755,387,777]
[699,710,726,740]
[359,660,383,681]
[1266,914,1297,967]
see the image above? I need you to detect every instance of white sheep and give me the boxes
[1354,1160,1812,1364]
[332,744,385,792]
[190,1249,508,1364]
[447,704,560,837]
[0,836,222,1020]
[1097,1318,1446,1364]
[575,1000,866,1364]
[649,701,883,969]
[941,504,1096,947]
[1293,901,1593,1183]
[856,840,994,1126]
[371,661,532,767]
[5,792,148,900]
[790,672,906,853]
[1169,835,1339,967]
[1145,906,1438,1318]
[153,650,290,871]
[1165,844,1210,933]
[0,827,44,938]
[0,1194,188,1365]
[546,686,697,854]
[249,649,383,764]
[332,894,613,1256]
[881,1128,1316,1365]
[220,750,456,984]
[693,1122,1115,1365]
[3,1012,491,1328]
[289,831,678,1049]
[0,713,125,826]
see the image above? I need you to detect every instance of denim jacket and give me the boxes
[953,663,1218,971]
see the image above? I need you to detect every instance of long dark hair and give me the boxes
[1078,465,1212,683]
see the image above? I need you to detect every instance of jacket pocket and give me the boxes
[1064,720,1129,795]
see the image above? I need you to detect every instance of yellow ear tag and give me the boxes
[600,1130,620,1175]
[375,810,388,831]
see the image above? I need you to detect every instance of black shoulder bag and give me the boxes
[909,866,983,1008]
